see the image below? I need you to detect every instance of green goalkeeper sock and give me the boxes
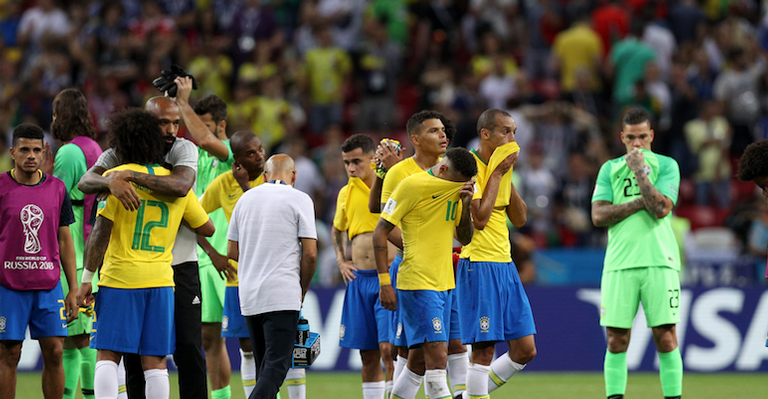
[604,350,627,397]
[63,348,81,399]
[212,385,232,399]
[79,345,97,399]
[659,348,683,397]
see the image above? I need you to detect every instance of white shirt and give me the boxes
[479,74,516,110]
[94,138,199,264]
[228,182,317,316]
[18,7,71,43]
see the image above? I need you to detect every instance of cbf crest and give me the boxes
[480,316,490,333]
[339,324,346,339]
[0,316,5,333]
[432,317,442,332]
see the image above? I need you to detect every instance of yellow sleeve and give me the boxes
[381,166,406,204]
[332,185,350,231]
[96,195,119,222]
[182,190,210,230]
[381,179,418,227]
[200,176,222,214]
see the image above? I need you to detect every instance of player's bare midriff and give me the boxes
[351,232,396,270]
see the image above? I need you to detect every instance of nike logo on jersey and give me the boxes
[432,194,442,199]
[228,194,237,198]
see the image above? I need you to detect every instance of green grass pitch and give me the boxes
[13,371,764,398]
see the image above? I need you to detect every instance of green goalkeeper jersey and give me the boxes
[591,149,681,272]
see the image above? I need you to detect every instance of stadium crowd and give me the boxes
[2,0,768,286]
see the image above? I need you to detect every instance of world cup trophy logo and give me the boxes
[20,204,44,254]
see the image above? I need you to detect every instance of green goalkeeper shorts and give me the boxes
[600,267,681,329]
[62,268,96,336]
[200,265,226,323]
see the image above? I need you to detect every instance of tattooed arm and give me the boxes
[76,216,113,306]
[626,149,674,219]
[125,165,196,197]
[591,199,646,227]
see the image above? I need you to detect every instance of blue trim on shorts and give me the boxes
[339,269,391,350]
[90,286,175,356]
[222,286,249,338]
[456,259,536,344]
[0,281,66,340]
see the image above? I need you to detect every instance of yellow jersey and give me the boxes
[382,171,465,291]
[333,177,378,240]
[97,164,209,289]
[461,142,519,262]
[199,170,264,286]
[381,157,427,205]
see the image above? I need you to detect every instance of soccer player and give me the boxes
[736,140,768,203]
[46,88,103,399]
[374,147,476,399]
[456,109,537,398]
[591,108,683,399]
[78,96,205,399]
[76,108,214,399]
[332,134,396,399]
[198,130,265,398]
[370,110,469,399]
[0,123,78,399]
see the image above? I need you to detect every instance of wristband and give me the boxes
[81,269,95,284]
[375,166,387,180]
[378,273,392,286]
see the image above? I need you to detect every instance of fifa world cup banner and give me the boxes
[16,286,768,371]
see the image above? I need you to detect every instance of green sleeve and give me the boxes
[591,162,614,203]
[53,144,85,194]
[655,157,681,205]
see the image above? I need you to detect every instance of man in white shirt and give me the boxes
[227,154,317,399]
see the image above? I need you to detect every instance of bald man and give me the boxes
[227,154,318,399]
[78,98,207,399]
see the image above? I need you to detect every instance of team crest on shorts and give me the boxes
[0,316,5,332]
[600,306,606,318]
[396,323,403,339]
[432,317,442,332]
[339,324,346,339]
[222,316,229,330]
[480,316,490,332]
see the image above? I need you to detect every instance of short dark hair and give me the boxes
[193,95,227,123]
[476,108,511,134]
[622,108,651,129]
[230,130,258,156]
[737,139,768,182]
[12,123,44,146]
[440,114,455,144]
[406,110,444,136]
[51,88,97,142]
[108,108,166,165]
[444,147,477,179]
[341,133,375,154]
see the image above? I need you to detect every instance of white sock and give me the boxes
[392,355,407,388]
[385,380,394,399]
[466,363,490,399]
[391,367,422,399]
[363,381,386,399]
[424,369,451,399]
[285,368,306,399]
[117,359,127,399]
[143,369,170,399]
[95,360,119,399]
[240,350,256,397]
[447,352,468,396]
[487,353,525,393]
[424,375,429,399]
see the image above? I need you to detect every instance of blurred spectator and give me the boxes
[591,0,629,55]
[188,37,233,101]
[479,56,516,110]
[212,0,243,31]
[282,136,325,215]
[608,21,656,109]
[561,67,607,120]
[301,24,351,134]
[714,46,766,154]
[524,0,562,80]
[471,31,518,79]
[551,13,603,93]
[662,60,699,177]
[128,0,177,62]
[555,152,597,246]
[157,0,196,31]
[231,0,281,65]
[252,76,293,152]
[315,0,364,51]
[366,0,407,47]
[353,15,401,131]
[238,40,278,86]
[687,48,718,100]
[747,201,768,258]
[642,16,676,81]
[684,101,732,209]
[518,144,557,242]
[17,0,70,62]
[668,0,707,45]
[644,62,671,130]
[0,133,11,172]
[1,0,22,48]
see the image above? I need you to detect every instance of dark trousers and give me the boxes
[126,261,207,399]
[245,310,299,399]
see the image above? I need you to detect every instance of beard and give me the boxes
[163,135,176,155]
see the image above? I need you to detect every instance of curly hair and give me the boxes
[444,147,477,180]
[341,133,375,154]
[406,110,446,136]
[193,95,227,123]
[737,139,768,182]
[108,108,166,165]
[51,88,97,142]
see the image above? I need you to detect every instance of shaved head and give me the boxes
[145,96,179,116]
[263,154,296,185]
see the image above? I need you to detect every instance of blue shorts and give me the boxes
[339,269,390,350]
[90,286,175,356]
[389,255,406,346]
[456,259,536,344]
[0,281,67,340]
[222,286,249,338]
[399,290,454,347]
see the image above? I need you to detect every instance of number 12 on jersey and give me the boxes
[132,199,169,252]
